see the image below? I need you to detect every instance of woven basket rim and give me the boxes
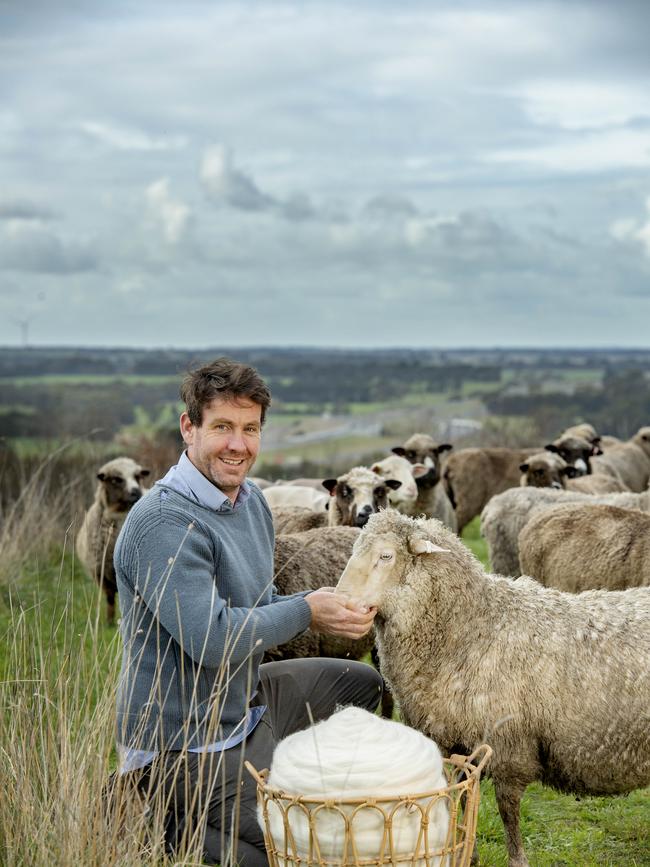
[246,743,492,805]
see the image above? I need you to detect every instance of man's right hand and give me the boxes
[305,589,377,639]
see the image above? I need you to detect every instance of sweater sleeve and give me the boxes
[120,512,312,668]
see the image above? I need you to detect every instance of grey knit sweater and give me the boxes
[114,481,312,751]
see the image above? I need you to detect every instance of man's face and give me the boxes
[180,396,262,499]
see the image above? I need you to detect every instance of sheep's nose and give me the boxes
[128,489,142,503]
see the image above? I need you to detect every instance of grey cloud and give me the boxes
[0,200,57,221]
[362,194,419,220]
[0,225,99,273]
[201,146,276,212]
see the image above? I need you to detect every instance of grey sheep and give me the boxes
[76,456,150,624]
[590,426,650,491]
[481,483,650,577]
[335,510,650,867]
[519,502,650,592]
[392,433,457,531]
[265,526,372,661]
[519,450,626,494]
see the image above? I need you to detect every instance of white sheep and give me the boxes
[518,502,650,592]
[590,426,650,491]
[262,706,450,867]
[481,483,650,577]
[335,510,650,867]
[263,484,328,512]
[76,456,150,624]
[369,454,423,511]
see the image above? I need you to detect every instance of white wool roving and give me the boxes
[261,707,450,866]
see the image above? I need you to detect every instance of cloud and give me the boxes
[0,199,57,221]
[200,145,275,211]
[517,80,650,130]
[362,195,419,220]
[79,120,188,152]
[0,223,98,273]
[145,178,191,244]
[610,195,650,258]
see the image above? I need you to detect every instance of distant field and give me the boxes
[5,373,180,386]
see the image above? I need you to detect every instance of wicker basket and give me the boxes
[245,743,492,867]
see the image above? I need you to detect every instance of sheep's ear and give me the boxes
[408,537,450,556]
[97,472,106,481]
[391,446,406,457]
[370,464,381,474]
[411,463,429,479]
[436,443,453,454]
[592,435,602,446]
[385,479,402,491]
[519,463,529,473]
[322,478,337,495]
[590,444,603,456]
[562,465,580,479]
[544,443,559,454]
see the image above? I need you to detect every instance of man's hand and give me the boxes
[305,589,377,639]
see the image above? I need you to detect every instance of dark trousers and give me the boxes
[134,658,382,866]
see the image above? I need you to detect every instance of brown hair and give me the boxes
[180,357,271,426]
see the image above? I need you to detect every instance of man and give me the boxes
[114,357,380,866]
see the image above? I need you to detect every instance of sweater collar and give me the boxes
[158,450,251,512]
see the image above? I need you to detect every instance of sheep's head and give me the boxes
[322,466,399,528]
[633,426,650,458]
[519,451,579,489]
[370,454,425,508]
[97,457,150,513]
[335,511,452,611]
[545,434,600,475]
[391,434,452,489]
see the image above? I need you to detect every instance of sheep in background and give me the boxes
[519,503,650,592]
[441,446,538,532]
[392,434,457,531]
[335,510,650,867]
[76,457,150,624]
[481,483,650,577]
[263,484,328,512]
[370,453,424,512]
[519,451,626,494]
[271,466,400,534]
[590,426,650,491]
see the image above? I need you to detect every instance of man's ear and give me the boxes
[180,412,194,445]
[408,537,450,556]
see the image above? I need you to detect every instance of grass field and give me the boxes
[0,512,648,866]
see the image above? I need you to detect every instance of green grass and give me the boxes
[7,374,180,386]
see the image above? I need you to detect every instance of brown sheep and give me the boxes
[76,457,150,624]
[519,503,650,592]
[519,451,626,494]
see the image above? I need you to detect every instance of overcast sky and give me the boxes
[1,0,650,348]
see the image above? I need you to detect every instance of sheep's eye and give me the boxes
[340,485,351,498]
[380,552,393,561]
[108,477,121,485]
[406,450,416,461]
[375,486,386,497]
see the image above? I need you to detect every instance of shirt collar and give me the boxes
[159,450,251,512]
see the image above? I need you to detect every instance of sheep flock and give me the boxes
[77,420,650,865]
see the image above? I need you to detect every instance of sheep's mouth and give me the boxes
[355,513,371,528]
[415,468,439,489]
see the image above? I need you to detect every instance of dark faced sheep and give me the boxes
[392,434,457,530]
[76,457,150,624]
[336,510,650,867]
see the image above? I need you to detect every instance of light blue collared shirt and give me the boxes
[119,451,267,773]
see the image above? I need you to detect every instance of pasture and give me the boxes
[0,447,649,866]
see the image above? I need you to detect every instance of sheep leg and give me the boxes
[493,779,529,867]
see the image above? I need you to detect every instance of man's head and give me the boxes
[180,357,271,427]
[179,358,271,498]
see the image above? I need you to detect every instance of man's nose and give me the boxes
[226,429,247,452]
